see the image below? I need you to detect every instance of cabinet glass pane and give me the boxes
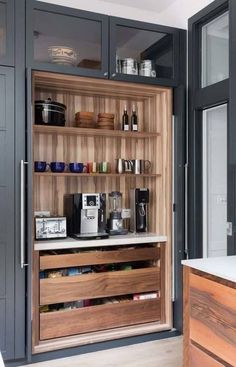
[202,11,229,87]
[202,104,227,258]
[33,10,102,70]
[116,26,173,79]
[0,2,6,57]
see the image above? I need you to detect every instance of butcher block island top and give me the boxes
[182,255,236,283]
[35,233,167,251]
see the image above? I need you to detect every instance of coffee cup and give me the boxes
[131,159,151,174]
[141,159,151,173]
[50,162,65,173]
[87,162,97,173]
[34,161,48,172]
[99,161,110,173]
[69,162,86,173]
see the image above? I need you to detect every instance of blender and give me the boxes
[107,191,128,235]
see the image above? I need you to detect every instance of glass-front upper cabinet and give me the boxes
[201,10,229,88]
[0,0,14,66]
[109,17,182,86]
[27,1,109,78]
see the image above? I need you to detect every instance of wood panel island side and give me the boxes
[182,256,236,367]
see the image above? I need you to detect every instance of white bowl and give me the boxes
[48,46,77,64]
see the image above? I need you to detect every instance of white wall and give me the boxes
[37,0,214,29]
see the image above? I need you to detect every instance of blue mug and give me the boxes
[34,161,48,172]
[69,162,86,173]
[50,162,65,173]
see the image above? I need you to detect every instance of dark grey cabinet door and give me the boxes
[26,0,109,79]
[0,0,14,66]
[0,66,15,360]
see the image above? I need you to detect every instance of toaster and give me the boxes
[35,216,67,240]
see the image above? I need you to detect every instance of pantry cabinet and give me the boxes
[1,0,187,363]
[29,71,174,353]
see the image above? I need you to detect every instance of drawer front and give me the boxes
[40,299,161,340]
[190,273,236,366]
[189,344,225,367]
[40,268,160,305]
[40,247,160,270]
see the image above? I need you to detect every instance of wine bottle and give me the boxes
[131,105,138,131]
[122,105,129,131]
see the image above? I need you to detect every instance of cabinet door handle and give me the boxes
[104,72,108,76]
[112,73,116,77]
[20,160,29,269]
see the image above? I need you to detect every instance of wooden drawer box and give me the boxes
[40,298,161,340]
[189,273,236,366]
[40,247,160,270]
[40,267,160,305]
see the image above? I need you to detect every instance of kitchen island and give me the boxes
[182,256,236,367]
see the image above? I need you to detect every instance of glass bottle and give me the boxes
[131,105,138,131]
[122,105,129,131]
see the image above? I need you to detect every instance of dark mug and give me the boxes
[34,161,48,172]
[69,162,86,173]
[50,162,65,173]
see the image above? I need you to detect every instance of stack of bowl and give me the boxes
[48,46,77,66]
[97,113,114,130]
[75,111,96,128]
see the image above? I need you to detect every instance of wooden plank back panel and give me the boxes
[40,247,160,270]
[189,273,236,366]
[40,267,160,305]
[189,344,225,367]
[40,299,161,340]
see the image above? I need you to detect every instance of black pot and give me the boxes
[35,98,66,126]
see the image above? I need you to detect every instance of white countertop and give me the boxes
[182,256,236,283]
[34,233,167,251]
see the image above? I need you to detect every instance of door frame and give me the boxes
[188,0,230,259]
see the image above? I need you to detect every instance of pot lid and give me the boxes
[35,98,66,109]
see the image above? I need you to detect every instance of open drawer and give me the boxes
[40,267,160,305]
[40,298,161,340]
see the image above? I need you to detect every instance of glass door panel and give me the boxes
[202,104,227,257]
[201,11,229,88]
[33,9,103,71]
[115,25,173,80]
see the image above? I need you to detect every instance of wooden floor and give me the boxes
[21,336,182,367]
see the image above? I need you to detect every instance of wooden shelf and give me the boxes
[33,125,159,139]
[34,172,160,178]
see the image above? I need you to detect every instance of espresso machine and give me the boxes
[107,191,128,235]
[130,188,149,232]
[64,193,108,239]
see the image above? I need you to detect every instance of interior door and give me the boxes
[188,0,232,258]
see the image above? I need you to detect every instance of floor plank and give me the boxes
[21,336,182,367]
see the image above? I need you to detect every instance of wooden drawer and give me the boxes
[40,267,160,305]
[189,273,236,366]
[40,299,161,340]
[189,344,225,367]
[40,246,160,270]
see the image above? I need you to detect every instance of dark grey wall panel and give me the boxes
[0,299,6,352]
[0,66,15,360]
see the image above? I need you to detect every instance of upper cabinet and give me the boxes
[26,1,185,86]
[0,0,14,66]
[109,17,182,86]
[26,1,109,78]
[201,10,229,88]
